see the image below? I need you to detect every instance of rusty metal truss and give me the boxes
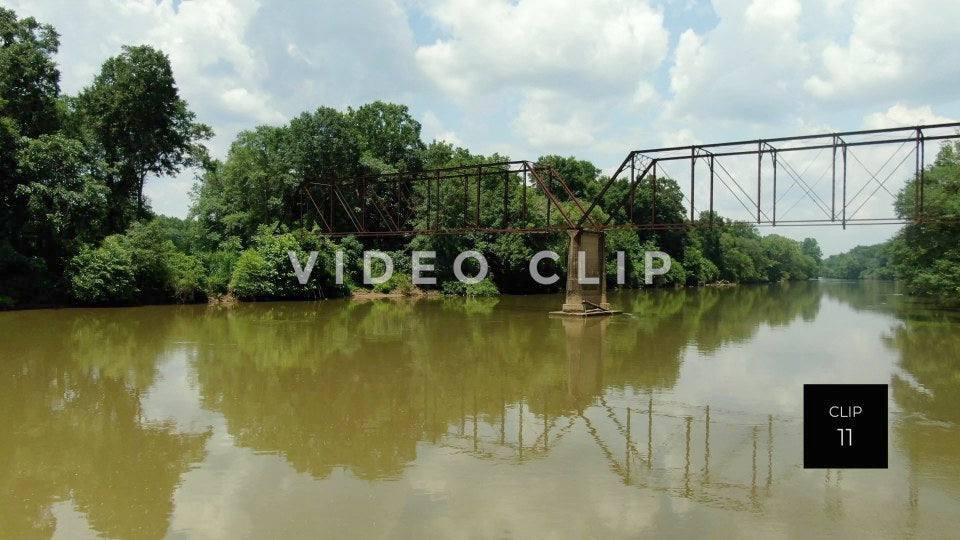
[582,122,960,230]
[294,123,960,237]
[294,160,598,237]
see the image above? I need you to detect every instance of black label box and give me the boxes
[803,384,888,469]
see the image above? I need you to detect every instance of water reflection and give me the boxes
[0,310,210,539]
[0,280,959,537]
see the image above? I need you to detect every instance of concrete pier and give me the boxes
[551,229,620,317]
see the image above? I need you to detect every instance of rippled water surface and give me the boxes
[2,281,959,538]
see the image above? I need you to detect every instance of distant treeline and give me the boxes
[822,243,895,280]
[14,6,941,311]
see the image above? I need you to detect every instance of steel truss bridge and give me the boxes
[293,123,960,236]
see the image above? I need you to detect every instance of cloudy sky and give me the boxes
[8,0,960,254]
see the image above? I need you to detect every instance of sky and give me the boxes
[7,0,960,255]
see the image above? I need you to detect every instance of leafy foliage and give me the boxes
[229,228,347,301]
[889,141,960,303]
[441,278,499,297]
[0,8,61,137]
[822,243,894,280]
[74,44,211,225]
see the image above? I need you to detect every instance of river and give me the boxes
[1,281,959,538]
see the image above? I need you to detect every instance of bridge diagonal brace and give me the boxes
[525,163,577,229]
[331,183,364,232]
[367,189,400,232]
[547,167,601,228]
[602,160,655,226]
[578,153,635,228]
[303,184,333,233]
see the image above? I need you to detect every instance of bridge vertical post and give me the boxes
[651,162,657,223]
[772,150,777,226]
[757,141,762,223]
[920,134,925,219]
[476,166,481,227]
[709,155,714,223]
[831,137,837,221]
[842,143,847,229]
[690,147,696,223]
[915,130,921,217]
[629,157,635,222]
[522,169,527,223]
[546,170,552,226]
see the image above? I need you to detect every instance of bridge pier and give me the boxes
[551,229,620,317]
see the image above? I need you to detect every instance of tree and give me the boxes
[536,155,601,201]
[889,141,960,302]
[822,243,892,279]
[349,101,424,172]
[192,125,295,242]
[0,8,61,137]
[287,106,362,182]
[14,134,109,267]
[801,238,822,265]
[75,45,211,227]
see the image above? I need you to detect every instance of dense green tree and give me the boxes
[888,141,960,302]
[536,155,601,200]
[801,238,822,271]
[0,8,61,137]
[67,220,206,305]
[13,134,109,269]
[287,106,362,182]
[761,234,817,281]
[75,45,211,226]
[228,227,348,300]
[349,101,424,172]
[191,125,294,242]
[822,243,893,280]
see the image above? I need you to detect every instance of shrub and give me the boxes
[372,273,414,294]
[167,251,205,302]
[229,248,273,299]
[202,237,242,295]
[683,245,719,286]
[68,236,137,304]
[441,277,499,297]
[67,220,213,305]
[228,227,348,300]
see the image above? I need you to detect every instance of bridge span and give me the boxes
[291,123,960,314]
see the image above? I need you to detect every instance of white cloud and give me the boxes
[220,88,286,124]
[862,103,955,130]
[804,0,960,103]
[665,0,809,125]
[420,111,463,146]
[415,0,669,150]
[416,0,668,100]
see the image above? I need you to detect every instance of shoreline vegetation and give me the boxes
[821,136,960,307]
[2,8,957,311]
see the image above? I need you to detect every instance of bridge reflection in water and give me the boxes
[437,315,785,515]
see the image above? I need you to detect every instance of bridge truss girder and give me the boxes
[582,122,960,231]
